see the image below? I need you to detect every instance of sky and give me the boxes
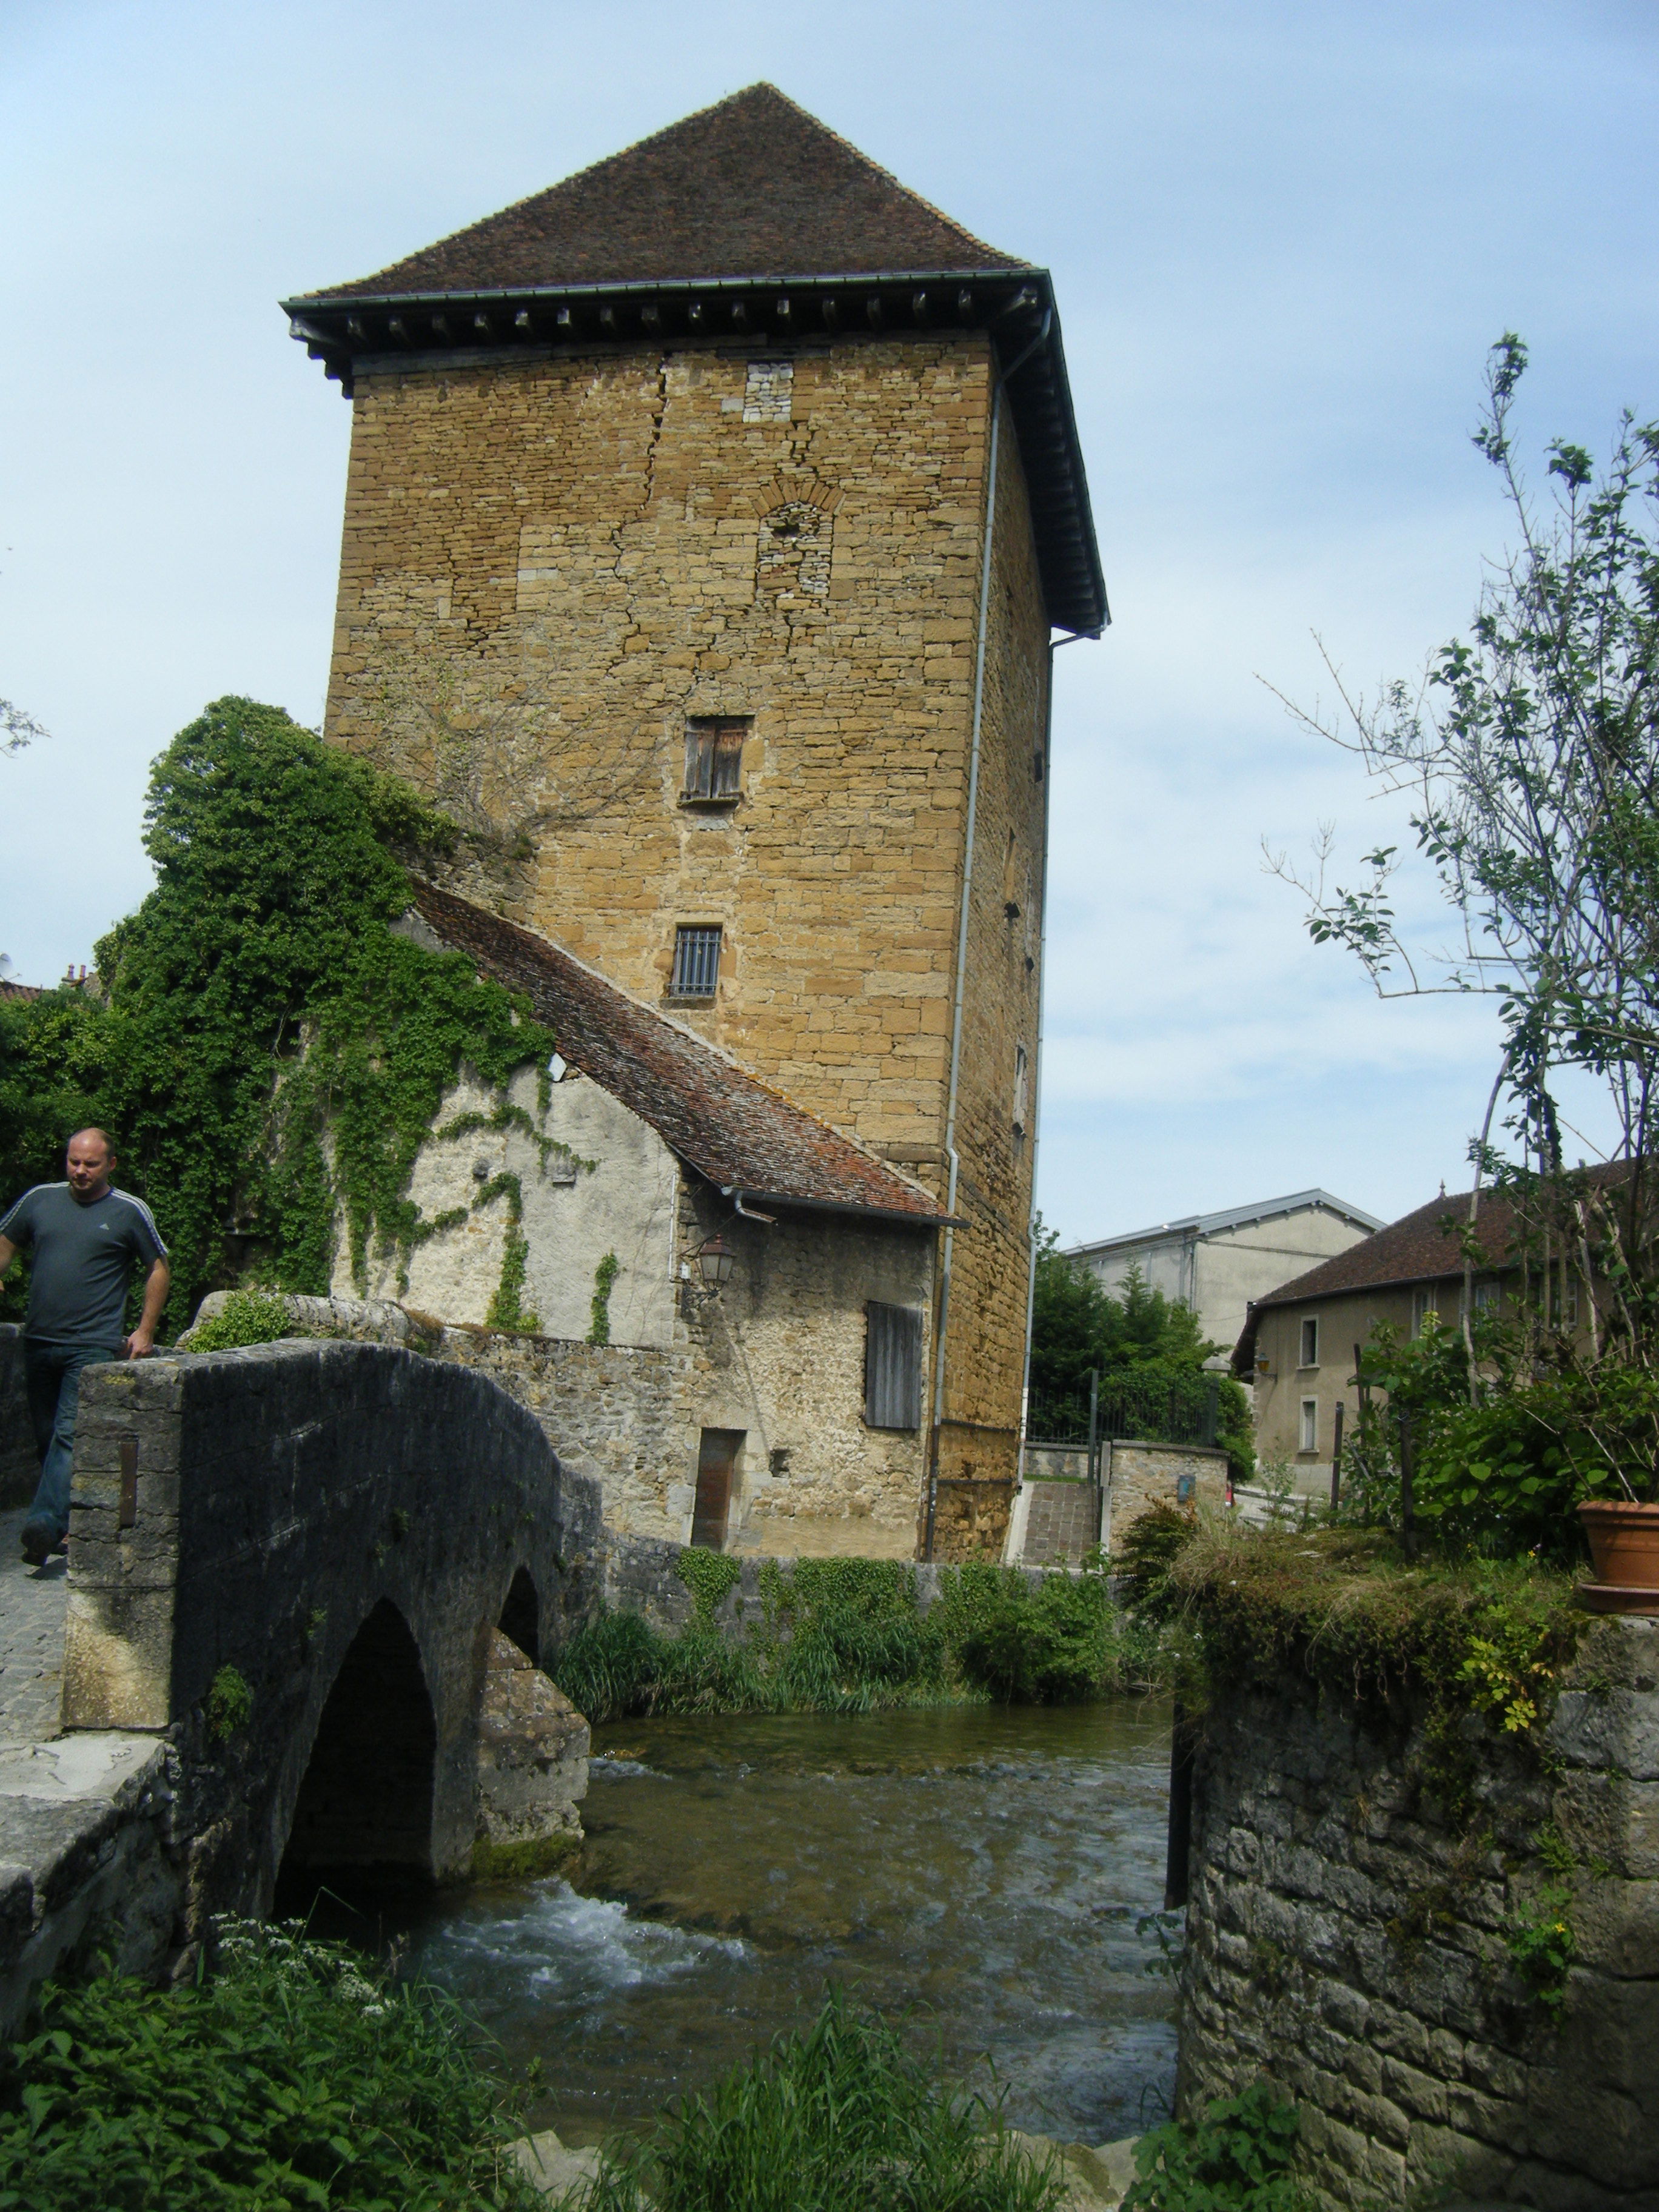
[3,0,1656,1245]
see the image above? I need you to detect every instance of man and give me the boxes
[0,1129,169,1566]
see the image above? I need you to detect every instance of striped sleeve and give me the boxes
[0,1186,45,1244]
[116,1191,170,1261]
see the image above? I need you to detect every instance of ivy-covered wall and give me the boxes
[0,700,549,1336]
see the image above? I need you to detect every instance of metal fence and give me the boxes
[1026,1370,1219,1452]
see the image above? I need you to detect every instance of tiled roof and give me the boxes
[309,85,1022,299]
[1230,1165,1636,1372]
[407,880,946,1225]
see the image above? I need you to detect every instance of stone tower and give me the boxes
[286,84,1105,1552]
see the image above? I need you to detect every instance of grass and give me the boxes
[560,1990,1064,2212]
[550,1557,1166,1724]
[0,1919,537,2211]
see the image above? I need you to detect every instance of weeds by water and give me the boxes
[552,1558,1164,1723]
[0,1918,535,2210]
[1123,2084,1312,2211]
[561,1990,1064,2212]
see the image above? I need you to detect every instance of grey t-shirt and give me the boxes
[0,1183,169,1350]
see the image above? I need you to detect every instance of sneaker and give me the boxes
[20,1520,55,1567]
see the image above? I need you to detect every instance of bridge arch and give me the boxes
[61,1338,603,1928]
[278,1600,437,1905]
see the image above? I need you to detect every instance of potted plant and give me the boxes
[1577,1486,1659,1609]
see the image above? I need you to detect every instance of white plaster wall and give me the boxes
[1083,1205,1376,1355]
[335,1066,677,1349]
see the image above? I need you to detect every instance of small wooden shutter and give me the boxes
[865,1302,923,1430]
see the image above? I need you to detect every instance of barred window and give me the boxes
[672,925,722,999]
[865,1302,923,1430]
[684,717,747,801]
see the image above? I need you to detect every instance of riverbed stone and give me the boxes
[511,2128,604,2199]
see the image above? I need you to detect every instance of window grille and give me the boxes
[865,1302,923,1430]
[1299,1316,1319,1367]
[684,718,747,800]
[671,925,722,999]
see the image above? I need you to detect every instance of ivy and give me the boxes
[588,1251,620,1346]
[0,699,551,1333]
[674,1548,743,1625]
[482,1174,540,1334]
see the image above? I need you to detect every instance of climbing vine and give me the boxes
[588,1251,620,1346]
[0,699,551,1333]
[481,1173,540,1334]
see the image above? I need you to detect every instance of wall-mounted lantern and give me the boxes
[695,1235,735,1289]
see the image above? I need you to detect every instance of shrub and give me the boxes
[1415,1367,1659,1558]
[570,1989,1063,2212]
[0,1918,535,2210]
[1124,2083,1311,2211]
[184,1289,302,1355]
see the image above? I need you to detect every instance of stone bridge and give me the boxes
[2,1339,603,2022]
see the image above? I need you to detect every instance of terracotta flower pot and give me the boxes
[1576,1499,1659,1613]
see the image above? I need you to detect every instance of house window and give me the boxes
[1299,1398,1318,1454]
[671,925,722,999]
[1473,1279,1501,1316]
[1299,1316,1319,1368]
[865,1302,923,1430]
[1013,1044,1028,1135]
[683,717,748,802]
[1412,1286,1438,1338]
[1549,1272,1580,1329]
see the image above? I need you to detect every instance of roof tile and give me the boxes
[407,879,945,1225]
[306,84,1023,301]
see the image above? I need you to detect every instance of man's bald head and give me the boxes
[66,1129,116,1200]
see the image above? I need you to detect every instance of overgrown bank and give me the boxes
[553,1553,1162,1722]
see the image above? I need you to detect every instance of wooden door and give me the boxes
[691,1429,743,1552]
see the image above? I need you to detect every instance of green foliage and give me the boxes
[1124,2083,1311,2211]
[588,1252,620,1346]
[569,1989,1062,2212]
[185,1290,304,1355]
[1339,1315,1659,1552]
[674,1549,742,1624]
[0,1918,535,2210]
[1114,1504,1201,1617]
[0,700,549,1335]
[1031,1236,1218,1398]
[1504,1882,1577,2017]
[483,1176,540,1335]
[551,1557,1142,1724]
[204,1666,253,1741]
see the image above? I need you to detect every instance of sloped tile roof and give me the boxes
[407,879,945,1225]
[311,84,1022,300]
[1230,1164,1637,1372]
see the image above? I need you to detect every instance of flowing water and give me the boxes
[407,1698,1178,2147]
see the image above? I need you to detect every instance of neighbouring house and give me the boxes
[1232,1174,1621,1483]
[283,82,1105,1558]
[367,884,949,1559]
[1065,1190,1381,1363]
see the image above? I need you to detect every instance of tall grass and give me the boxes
[565,1991,1063,2212]
[552,1557,1161,1723]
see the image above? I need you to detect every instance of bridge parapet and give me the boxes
[61,1340,601,1910]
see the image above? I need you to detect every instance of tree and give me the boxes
[1269,337,1659,1386]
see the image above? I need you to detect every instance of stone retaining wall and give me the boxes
[1177,1617,1659,2209]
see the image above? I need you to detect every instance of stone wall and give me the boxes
[0,1325,35,1509]
[1177,1617,1659,2210]
[322,328,1047,1549]
[61,1342,603,1912]
[1102,1441,1230,1552]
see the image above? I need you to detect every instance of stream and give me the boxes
[407,1698,1178,2146]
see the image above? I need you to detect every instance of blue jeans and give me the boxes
[24,1344,116,1543]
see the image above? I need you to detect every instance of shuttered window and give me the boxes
[684,717,747,800]
[865,1301,923,1430]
